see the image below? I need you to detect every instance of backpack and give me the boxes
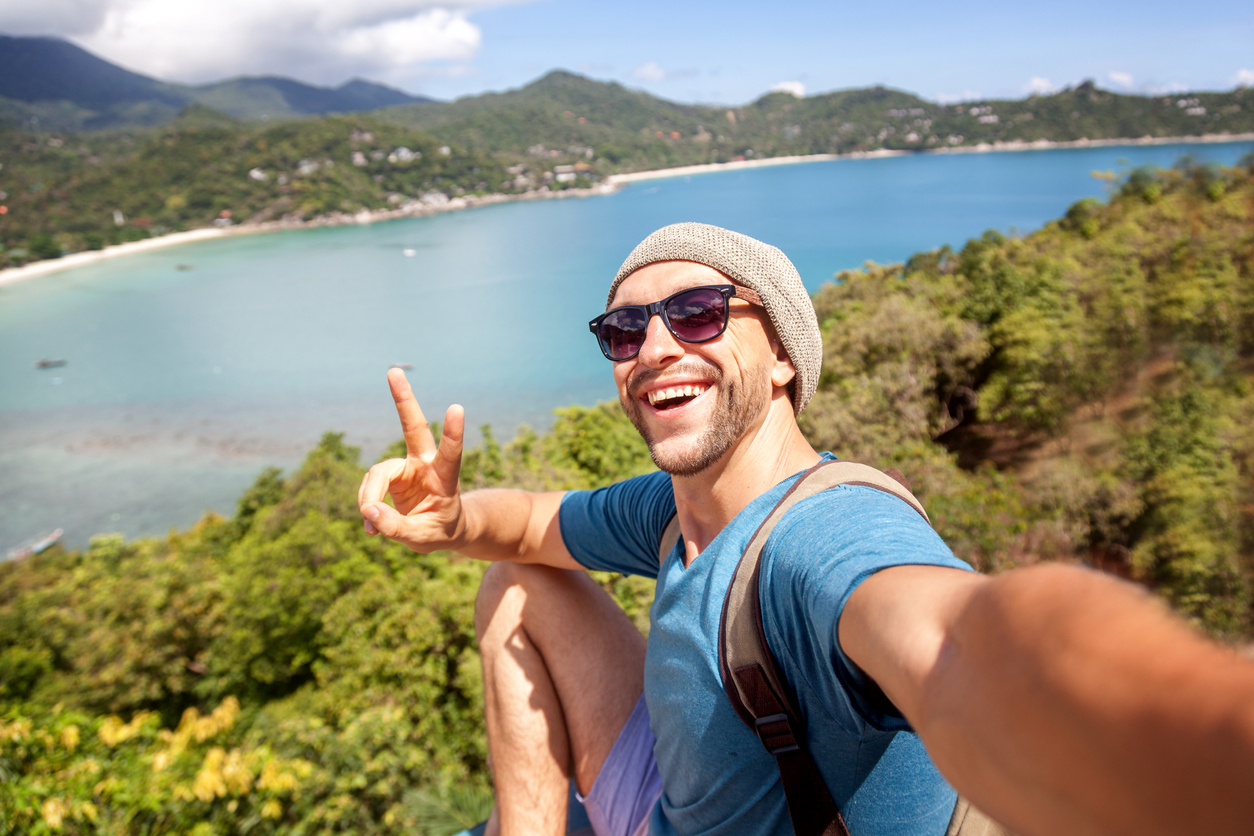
[657,460,1011,836]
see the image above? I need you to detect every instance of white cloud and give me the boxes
[337,9,480,66]
[770,80,805,98]
[1025,76,1058,95]
[632,61,667,83]
[0,0,111,36]
[1234,68,1254,87]
[1145,81,1189,94]
[0,0,518,90]
[1108,71,1134,89]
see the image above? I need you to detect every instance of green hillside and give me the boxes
[378,72,1254,166]
[0,109,509,264]
[2,161,1252,834]
[4,65,1253,269]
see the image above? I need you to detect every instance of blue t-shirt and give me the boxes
[559,455,973,836]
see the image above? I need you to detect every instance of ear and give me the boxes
[760,318,796,389]
[771,352,797,389]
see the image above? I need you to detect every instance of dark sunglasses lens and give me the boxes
[598,307,649,359]
[666,288,727,342]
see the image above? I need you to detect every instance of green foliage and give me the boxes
[26,233,60,259]
[805,259,989,457]
[0,697,314,836]
[459,401,654,492]
[206,434,392,700]
[1123,383,1247,631]
[542,402,657,489]
[803,161,1254,635]
[0,522,228,717]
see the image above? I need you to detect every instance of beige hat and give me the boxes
[608,222,822,414]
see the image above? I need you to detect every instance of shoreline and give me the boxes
[606,131,1254,184]
[605,154,839,184]
[0,182,620,288]
[3,132,1251,287]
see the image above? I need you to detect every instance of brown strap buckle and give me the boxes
[754,712,801,755]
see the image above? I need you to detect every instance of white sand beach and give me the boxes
[0,227,239,288]
[605,154,842,185]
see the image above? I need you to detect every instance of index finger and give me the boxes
[387,368,436,458]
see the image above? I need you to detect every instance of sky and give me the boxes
[1,0,1252,104]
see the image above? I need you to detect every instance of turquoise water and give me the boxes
[2,141,1251,547]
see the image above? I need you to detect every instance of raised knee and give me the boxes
[474,561,550,641]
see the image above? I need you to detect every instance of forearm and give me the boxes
[915,565,1254,836]
[454,489,579,568]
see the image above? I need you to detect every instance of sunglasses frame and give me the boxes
[588,284,764,361]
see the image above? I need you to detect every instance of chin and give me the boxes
[647,433,728,477]
[624,378,763,477]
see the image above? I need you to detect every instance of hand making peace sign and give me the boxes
[358,368,467,552]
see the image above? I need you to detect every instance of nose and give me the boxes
[635,312,685,367]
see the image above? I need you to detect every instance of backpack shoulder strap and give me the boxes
[718,459,932,836]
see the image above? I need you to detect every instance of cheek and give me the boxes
[612,362,633,395]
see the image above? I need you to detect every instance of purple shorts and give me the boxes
[577,694,663,836]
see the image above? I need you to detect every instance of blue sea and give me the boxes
[2,141,1251,548]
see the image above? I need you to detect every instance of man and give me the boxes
[359,223,1254,836]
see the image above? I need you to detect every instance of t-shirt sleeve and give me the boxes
[758,485,973,734]
[559,471,675,578]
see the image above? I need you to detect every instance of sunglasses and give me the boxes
[589,284,764,361]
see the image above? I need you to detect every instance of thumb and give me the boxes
[362,502,409,540]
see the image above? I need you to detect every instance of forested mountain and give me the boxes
[2,161,1252,834]
[0,35,429,131]
[379,71,1254,165]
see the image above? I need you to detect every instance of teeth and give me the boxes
[648,385,707,405]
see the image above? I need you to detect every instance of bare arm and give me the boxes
[357,369,579,569]
[452,488,578,567]
[840,563,1254,836]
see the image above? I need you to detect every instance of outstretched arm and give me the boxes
[840,563,1254,836]
[358,369,579,568]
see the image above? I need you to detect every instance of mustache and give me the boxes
[627,359,723,399]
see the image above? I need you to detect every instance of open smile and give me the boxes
[643,382,711,412]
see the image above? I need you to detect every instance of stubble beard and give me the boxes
[623,360,769,477]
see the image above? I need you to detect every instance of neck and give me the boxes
[670,394,820,565]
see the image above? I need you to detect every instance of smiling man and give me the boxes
[358,223,1254,836]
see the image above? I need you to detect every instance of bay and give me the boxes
[2,140,1251,548]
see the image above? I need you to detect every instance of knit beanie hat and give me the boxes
[607,222,822,414]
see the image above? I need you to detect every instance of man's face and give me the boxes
[607,261,786,476]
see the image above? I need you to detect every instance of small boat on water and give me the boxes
[35,358,67,368]
[5,529,63,562]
